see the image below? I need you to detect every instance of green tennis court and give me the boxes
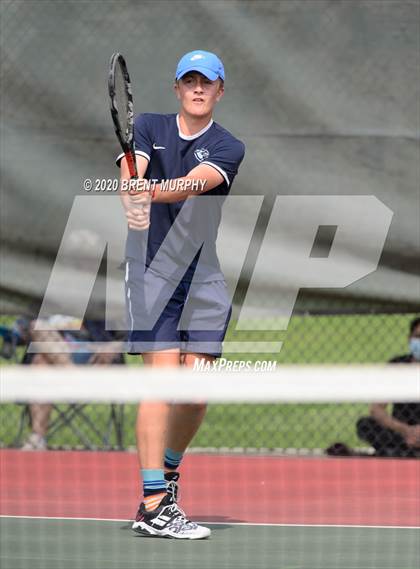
[1,517,418,569]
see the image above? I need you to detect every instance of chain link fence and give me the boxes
[1,313,418,455]
[1,2,419,454]
[1,1,419,316]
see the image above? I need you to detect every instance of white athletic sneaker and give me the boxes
[132,494,211,540]
[21,433,47,451]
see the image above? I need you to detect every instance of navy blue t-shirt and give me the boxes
[118,113,245,282]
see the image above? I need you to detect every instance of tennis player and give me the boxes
[118,50,245,539]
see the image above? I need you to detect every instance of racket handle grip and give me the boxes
[125,153,138,179]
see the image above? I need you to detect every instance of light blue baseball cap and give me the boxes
[175,50,225,82]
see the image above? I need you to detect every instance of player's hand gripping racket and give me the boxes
[108,52,138,180]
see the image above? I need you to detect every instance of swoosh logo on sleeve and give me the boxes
[153,143,166,150]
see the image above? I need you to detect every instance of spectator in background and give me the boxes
[356,316,420,457]
[21,316,124,451]
[0,318,31,361]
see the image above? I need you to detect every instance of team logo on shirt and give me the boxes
[194,148,210,162]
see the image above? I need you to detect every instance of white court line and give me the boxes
[0,514,418,530]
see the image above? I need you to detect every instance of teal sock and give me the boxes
[141,468,166,497]
[164,448,184,471]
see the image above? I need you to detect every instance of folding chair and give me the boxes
[13,354,126,450]
[6,319,127,450]
[14,402,125,450]
[47,402,125,449]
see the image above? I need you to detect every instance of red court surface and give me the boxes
[1,449,419,527]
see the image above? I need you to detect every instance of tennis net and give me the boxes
[0,365,419,569]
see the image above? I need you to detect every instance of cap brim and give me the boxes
[176,65,219,81]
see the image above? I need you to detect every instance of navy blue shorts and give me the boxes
[125,260,231,358]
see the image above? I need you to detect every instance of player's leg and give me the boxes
[133,349,211,538]
[129,273,212,537]
[164,353,213,472]
[136,351,181,469]
[166,279,231,473]
[162,354,212,503]
[133,351,180,527]
[162,280,231,504]
[130,278,191,477]
[127,272,185,480]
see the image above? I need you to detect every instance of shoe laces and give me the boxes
[167,502,189,522]
[166,503,196,529]
[165,472,180,502]
[166,479,178,502]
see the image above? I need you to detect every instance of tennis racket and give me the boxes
[108,52,138,179]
